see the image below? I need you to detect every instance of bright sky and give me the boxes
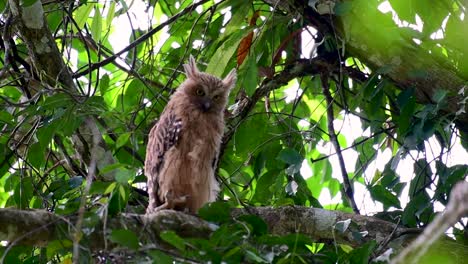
[104,0,468,215]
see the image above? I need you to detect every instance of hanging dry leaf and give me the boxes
[237,11,260,66]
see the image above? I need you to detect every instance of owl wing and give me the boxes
[145,109,182,210]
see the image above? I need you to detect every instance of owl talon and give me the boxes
[146,194,190,214]
[166,194,189,208]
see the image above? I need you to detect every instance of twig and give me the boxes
[73,118,101,263]
[310,125,396,163]
[320,73,359,214]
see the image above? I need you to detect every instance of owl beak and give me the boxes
[201,99,211,112]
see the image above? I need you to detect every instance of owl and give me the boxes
[145,56,236,214]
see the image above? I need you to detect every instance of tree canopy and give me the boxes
[0,0,467,263]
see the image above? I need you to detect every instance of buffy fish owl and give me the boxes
[145,56,236,214]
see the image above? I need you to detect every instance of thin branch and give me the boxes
[320,73,359,214]
[310,125,396,163]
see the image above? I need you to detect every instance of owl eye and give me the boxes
[196,89,205,96]
[213,95,220,100]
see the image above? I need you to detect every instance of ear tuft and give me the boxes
[183,55,200,79]
[222,68,237,90]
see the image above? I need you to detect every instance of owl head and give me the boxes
[178,56,237,114]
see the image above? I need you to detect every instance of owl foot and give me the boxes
[146,194,190,214]
[165,193,189,209]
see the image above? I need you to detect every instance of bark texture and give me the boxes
[0,207,415,250]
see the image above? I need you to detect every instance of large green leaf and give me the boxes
[369,185,401,209]
[159,231,186,252]
[74,3,94,29]
[277,148,303,165]
[91,6,102,41]
[110,229,139,250]
[206,29,251,77]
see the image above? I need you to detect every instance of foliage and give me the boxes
[0,0,467,262]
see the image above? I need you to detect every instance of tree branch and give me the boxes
[320,73,359,214]
[0,206,417,250]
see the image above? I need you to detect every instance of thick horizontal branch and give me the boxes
[0,206,416,250]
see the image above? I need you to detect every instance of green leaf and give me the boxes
[327,178,341,197]
[68,176,84,189]
[74,3,94,29]
[410,159,432,198]
[402,192,431,227]
[116,132,131,149]
[223,2,250,36]
[461,130,468,151]
[230,114,271,158]
[389,0,416,23]
[148,250,173,264]
[90,181,115,195]
[223,246,242,262]
[348,241,377,264]
[114,168,134,184]
[109,229,139,250]
[252,170,280,204]
[0,1,6,12]
[40,93,73,110]
[434,162,468,203]
[369,185,401,209]
[253,152,266,177]
[159,231,186,252]
[238,214,268,236]
[21,0,38,7]
[84,96,107,113]
[198,201,231,223]
[14,177,33,209]
[396,88,416,136]
[91,6,102,41]
[99,74,110,95]
[106,1,116,30]
[27,143,44,168]
[46,240,73,259]
[277,148,303,165]
[245,250,268,263]
[0,111,14,124]
[206,30,250,77]
[108,184,129,215]
[240,55,258,96]
[121,79,144,112]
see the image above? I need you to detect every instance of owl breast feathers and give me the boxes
[145,56,236,214]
